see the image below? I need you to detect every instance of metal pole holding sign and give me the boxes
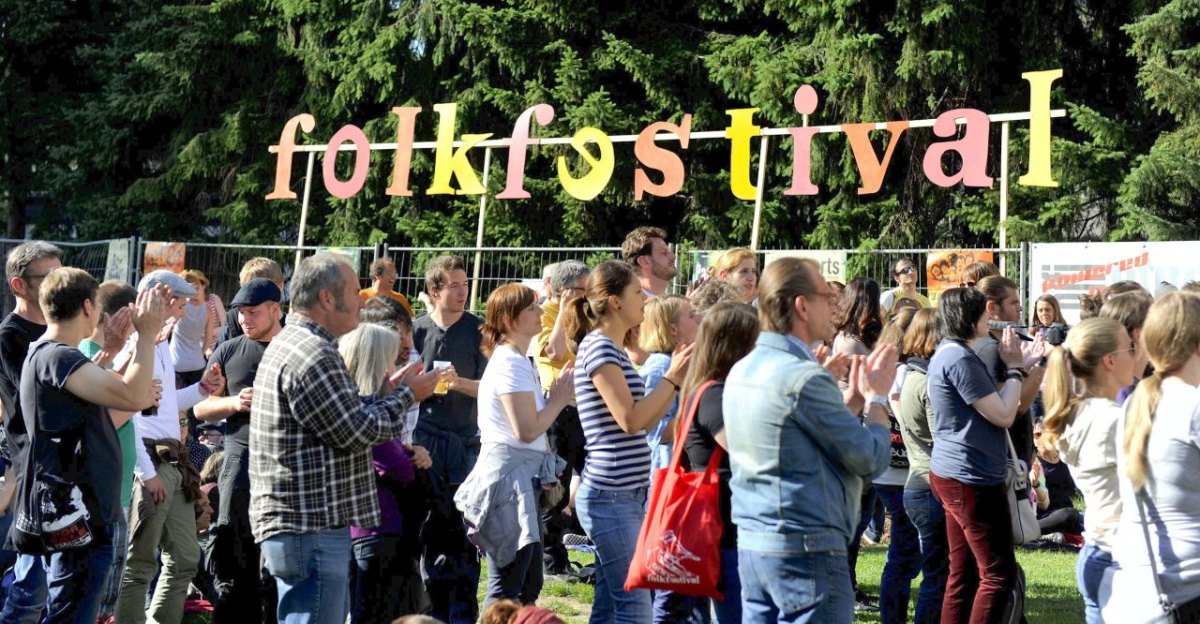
[470,147,493,312]
[750,135,771,251]
[294,152,317,283]
[999,122,1010,276]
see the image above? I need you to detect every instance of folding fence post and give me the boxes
[749,135,771,251]
[294,151,317,282]
[999,122,1010,275]
[470,147,493,313]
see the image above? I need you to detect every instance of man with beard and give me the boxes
[621,226,678,299]
[194,279,282,623]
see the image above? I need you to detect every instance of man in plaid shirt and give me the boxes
[250,253,437,623]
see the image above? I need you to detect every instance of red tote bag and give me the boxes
[624,380,726,599]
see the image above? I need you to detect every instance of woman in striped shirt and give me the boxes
[563,260,692,624]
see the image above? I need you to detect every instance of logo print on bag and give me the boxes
[644,530,701,585]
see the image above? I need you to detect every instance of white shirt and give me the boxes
[128,339,207,480]
[1057,397,1123,552]
[478,344,547,451]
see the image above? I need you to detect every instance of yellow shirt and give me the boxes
[534,300,574,395]
[359,287,414,318]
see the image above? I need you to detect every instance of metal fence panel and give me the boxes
[0,239,125,320]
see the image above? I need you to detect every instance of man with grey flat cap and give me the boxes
[194,277,283,623]
[116,269,228,624]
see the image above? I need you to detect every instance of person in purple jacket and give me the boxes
[339,323,433,624]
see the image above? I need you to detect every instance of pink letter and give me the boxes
[922,108,993,188]
[322,125,371,199]
[785,85,820,196]
[266,114,316,200]
[633,115,692,200]
[496,104,555,199]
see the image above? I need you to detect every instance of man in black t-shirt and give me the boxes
[213,258,286,347]
[194,279,282,623]
[18,267,165,621]
[411,255,487,624]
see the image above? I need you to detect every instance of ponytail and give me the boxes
[1124,372,1164,492]
[1040,346,1078,448]
[479,323,504,358]
[563,296,594,355]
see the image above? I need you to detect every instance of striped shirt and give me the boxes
[576,331,648,490]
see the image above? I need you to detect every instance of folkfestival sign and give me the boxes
[266,70,1063,202]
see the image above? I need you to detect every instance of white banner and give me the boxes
[104,240,129,282]
[763,250,848,283]
[1030,241,1200,324]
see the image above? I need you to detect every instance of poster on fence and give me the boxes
[105,240,129,282]
[763,250,848,283]
[143,242,185,275]
[926,250,995,304]
[1031,242,1200,324]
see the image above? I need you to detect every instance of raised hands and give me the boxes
[133,284,171,338]
[548,363,575,406]
[102,306,134,352]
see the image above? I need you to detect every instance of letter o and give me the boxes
[322,125,371,199]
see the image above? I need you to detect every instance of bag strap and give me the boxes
[1135,489,1176,615]
[668,380,719,471]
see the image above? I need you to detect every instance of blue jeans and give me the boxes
[96,506,129,620]
[651,546,742,624]
[1077,541,1116,624]
[484,542,543,609]
[847,485,877,594]
[652,591,710,624]
[261,528,352,624]
[739,549,853,624]
[877,485,921,624]
[903,487,948,624]
[576,484,650,624]
[0,554,46,624]
[43,538,115,623]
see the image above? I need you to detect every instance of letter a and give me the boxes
[427,103,492,195]
[922,109,993,188]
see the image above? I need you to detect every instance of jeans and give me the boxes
[484,542,543,609]
[930,473,1017,624]
[576,484,650,624]
[877,485,921,624]
[652,547,741,624]
[351,534,427,624]
[739,549,854,624]
[866,495,886,542]
[96,505,129,620]
[847,484,877,594]
[0,553,46,624]
[903,487,948,624]
[43,535,116,624]
[211,483,272,624]
[261,528,352,624]
[652,591,710,624]
[1076,541,1116,624]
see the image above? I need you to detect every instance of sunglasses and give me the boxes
[895,267,917,276]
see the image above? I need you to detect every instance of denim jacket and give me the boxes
[724,332,891,555]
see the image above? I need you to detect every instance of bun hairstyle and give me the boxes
[480,283,537,358]
[1124,292,1200,490]
[1040,317,1126,447]
[563,260,638,352]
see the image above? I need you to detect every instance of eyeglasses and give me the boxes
[959,281,977,288]
[1109,345,1136,356]
[806,291,836,302]
[895,267,917,276]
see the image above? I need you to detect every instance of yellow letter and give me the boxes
[427,103,492,195]
[556,127,614,201]
[266,114,316,200]
[1018,69,1062,187]
[725,108,761,200]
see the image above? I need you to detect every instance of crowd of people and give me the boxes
[0,233,1197,624]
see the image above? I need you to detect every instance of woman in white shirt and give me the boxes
[1101,292,1200,623]
[1040,317,1135,624]
[476,284,574,606]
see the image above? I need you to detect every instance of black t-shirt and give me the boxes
[973,332,1034,466]
[0,313,46,463]
[682,383,735,549]
[412,313,488,440]
[22,340,121,527]
[206,335,269,448]
[1042,457,1078,513]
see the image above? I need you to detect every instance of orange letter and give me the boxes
[496,104,555,199]
[385,107,421,197]
[843,121,909,195]
[322,125,371,199]
[266,114,316,200]
[633,115,692,200]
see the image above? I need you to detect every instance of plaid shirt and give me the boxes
[249,315,414,542]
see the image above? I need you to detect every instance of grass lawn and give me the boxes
[182,544,1084,623]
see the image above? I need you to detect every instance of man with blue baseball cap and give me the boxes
[194,277,283,623]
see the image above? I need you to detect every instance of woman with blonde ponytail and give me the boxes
[1039,317,1134,624]
[1101,292,1200,624]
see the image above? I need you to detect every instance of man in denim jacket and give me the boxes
[725,257,897,624]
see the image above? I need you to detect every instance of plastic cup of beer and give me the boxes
[434,360,451,395]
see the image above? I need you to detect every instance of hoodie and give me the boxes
[1056,397,1123,551]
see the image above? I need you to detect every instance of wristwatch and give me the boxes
[868,396,889,409]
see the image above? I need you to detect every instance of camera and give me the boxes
[1044,323,1069,346]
